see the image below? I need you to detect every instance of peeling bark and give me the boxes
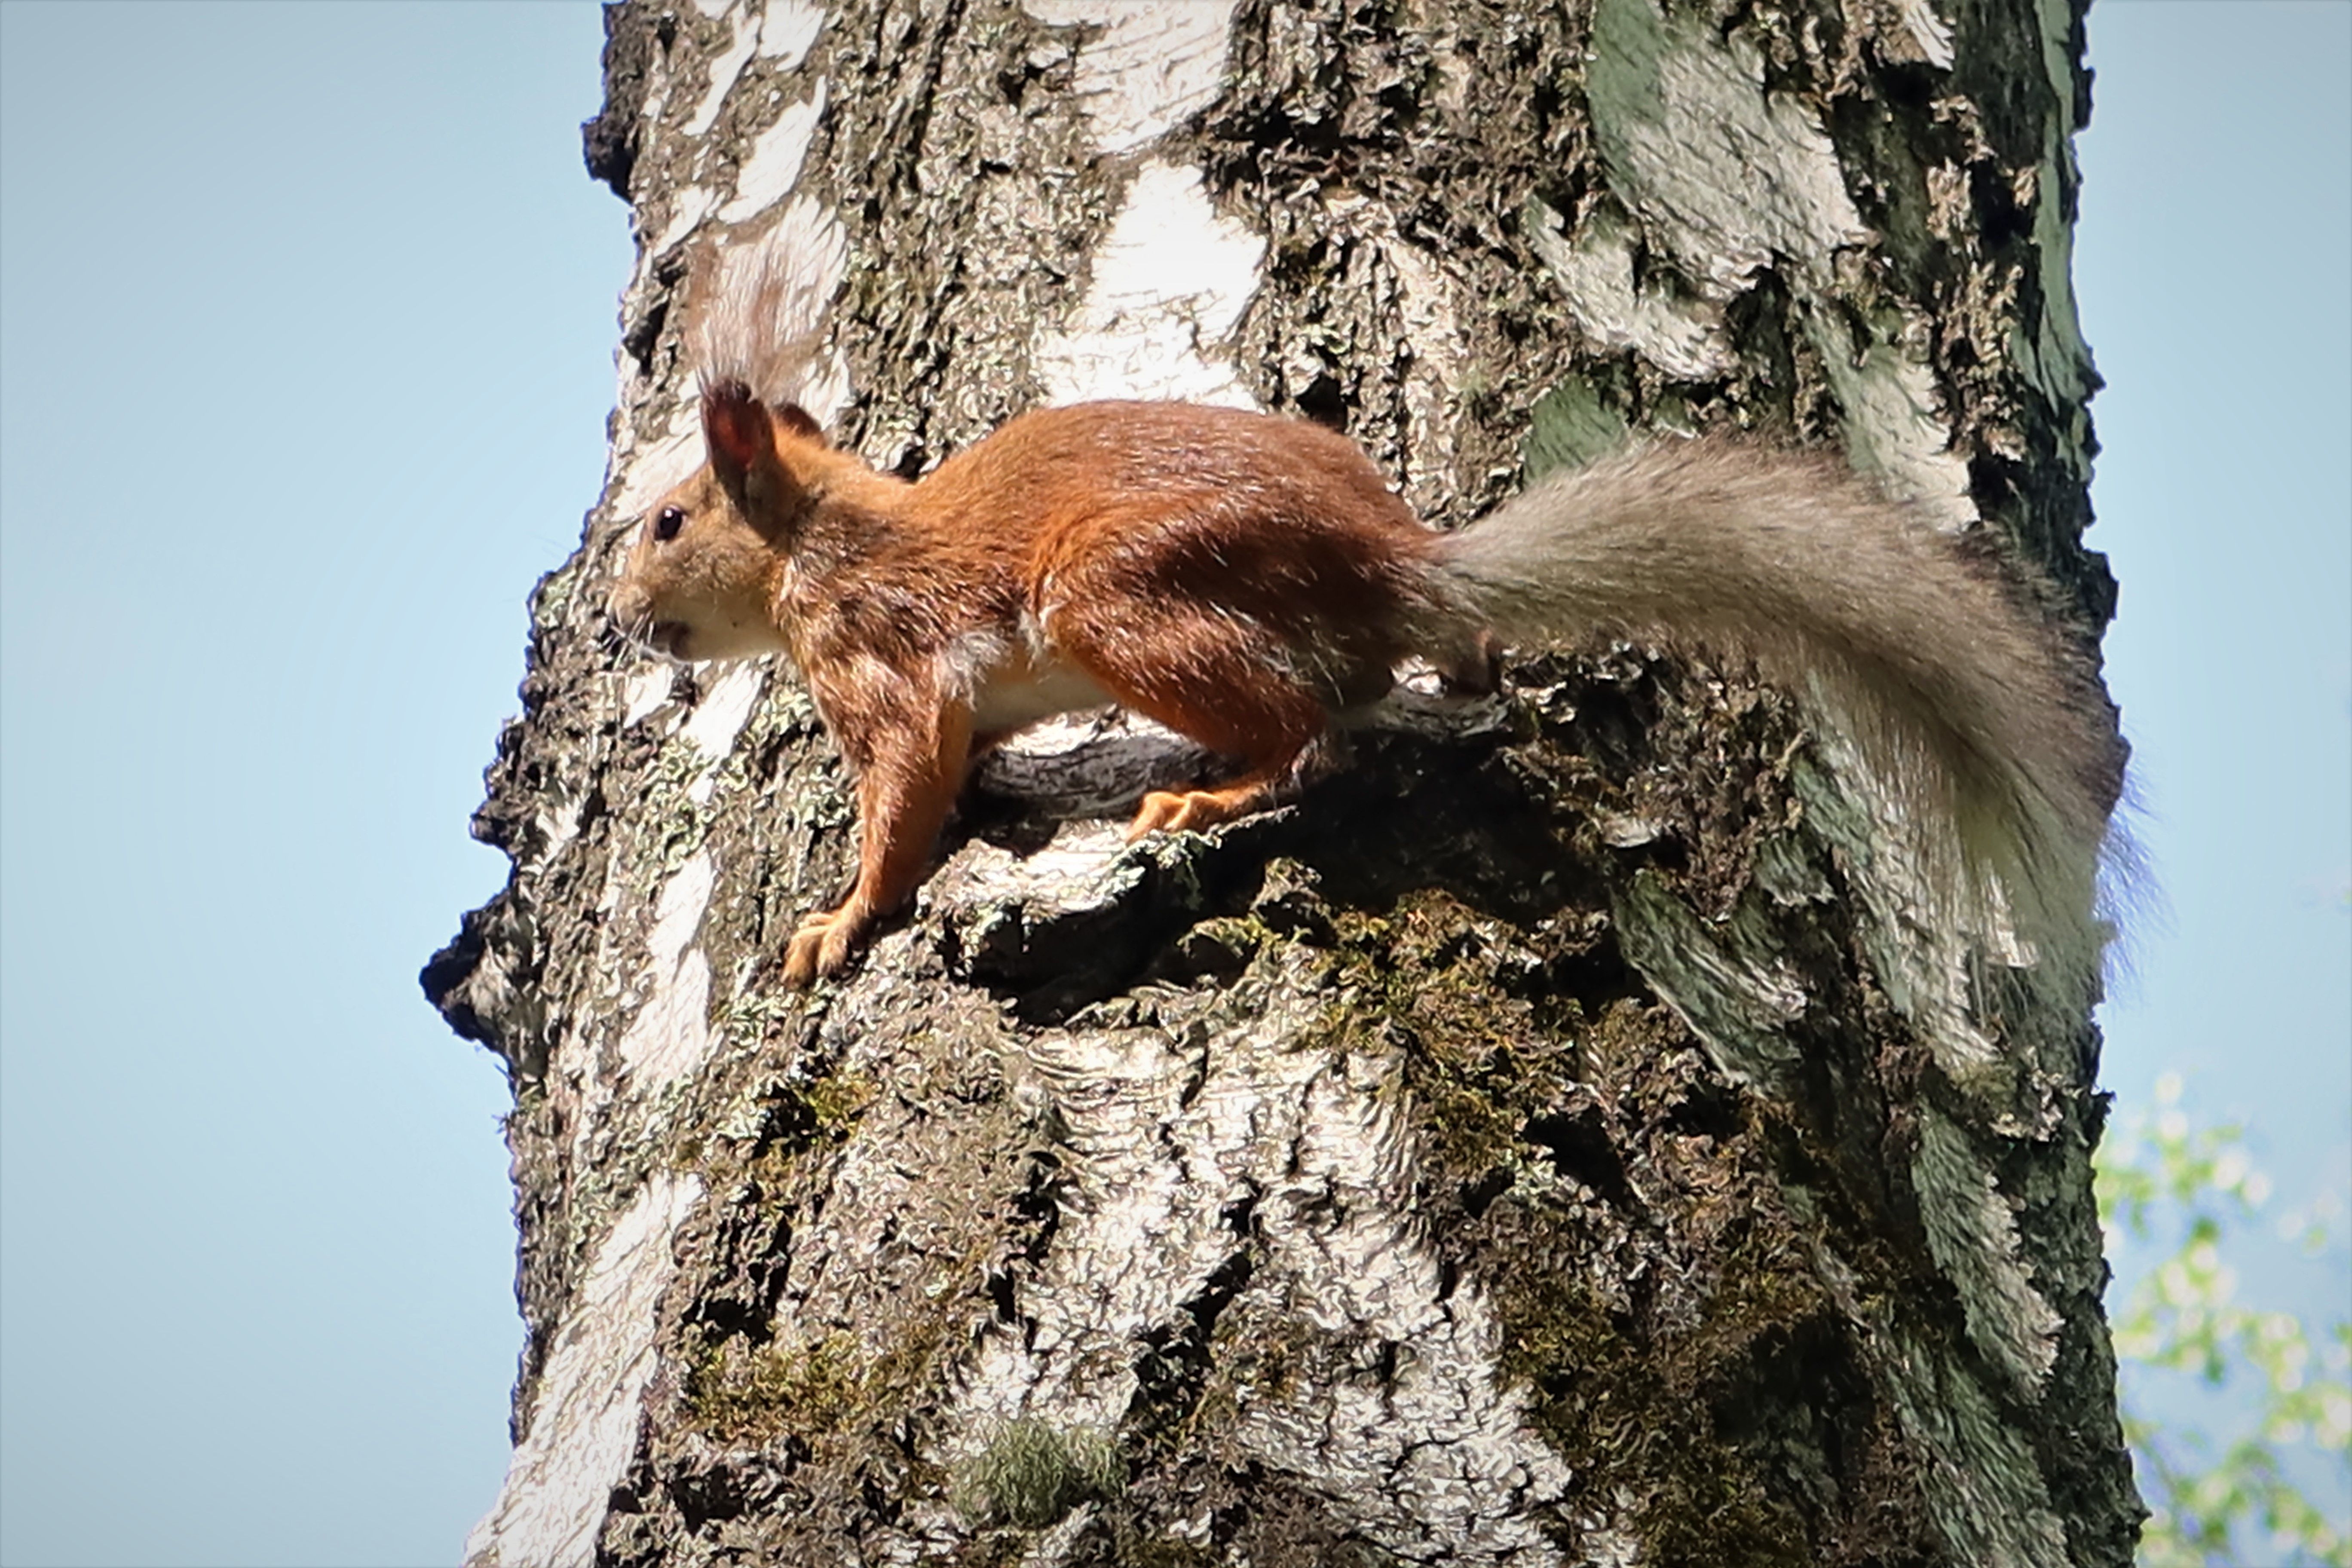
[429,0,2139,1562]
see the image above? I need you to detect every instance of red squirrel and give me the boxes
[610,386,2122,993]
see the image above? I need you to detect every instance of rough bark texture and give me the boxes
[425,0,2140,1562]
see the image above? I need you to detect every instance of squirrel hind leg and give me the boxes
[1046,596,1331,839]
[1127,774,1284,840]
[1127,730,1354,840]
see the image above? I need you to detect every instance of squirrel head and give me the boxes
[609,381,827,662]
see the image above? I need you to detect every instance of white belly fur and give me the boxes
[967,648,1116,734]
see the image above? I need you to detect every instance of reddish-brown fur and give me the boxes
[613,395,1460,983]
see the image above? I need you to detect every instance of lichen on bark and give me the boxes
[429,1,2140,1563]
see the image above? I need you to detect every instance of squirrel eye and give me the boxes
[653,506,685,542]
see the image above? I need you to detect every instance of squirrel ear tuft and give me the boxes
[771,402,826,444]
[701,380,772,485]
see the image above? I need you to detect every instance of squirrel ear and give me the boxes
[701,380,774,487]
[770,402,825,445]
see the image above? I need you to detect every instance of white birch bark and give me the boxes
[429,1,2138,1562]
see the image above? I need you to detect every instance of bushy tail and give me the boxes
[1430,438,2127,999]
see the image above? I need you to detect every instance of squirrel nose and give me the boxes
[608,582,649,630]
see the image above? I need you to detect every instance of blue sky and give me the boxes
[2079,3,2351,1365]
[0,3,2343,1565]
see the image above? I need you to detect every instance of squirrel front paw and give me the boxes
[782,903,869,987]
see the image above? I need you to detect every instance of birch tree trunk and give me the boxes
[425,0,2141,1562]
